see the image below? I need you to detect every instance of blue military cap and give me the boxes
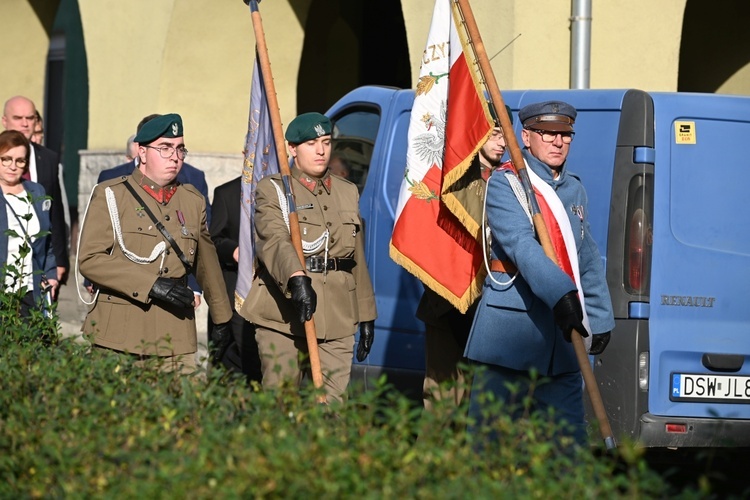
[133,113,183,144]
[285,112,332,144]
[518,101,576,132]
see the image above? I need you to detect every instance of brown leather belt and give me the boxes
[490,259,517,274]
[305,256,356,273]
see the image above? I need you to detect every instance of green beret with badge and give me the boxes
[134,113,184,144]
[285,112,332,144]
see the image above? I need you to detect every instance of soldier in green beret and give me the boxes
[78,113,233,373]
[240,112,377,402]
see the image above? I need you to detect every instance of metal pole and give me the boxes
[570,0,592,89]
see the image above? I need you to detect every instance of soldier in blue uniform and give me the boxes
[464,101,615,446]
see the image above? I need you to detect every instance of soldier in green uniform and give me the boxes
[240,112,377,402]
[78,114,232,372]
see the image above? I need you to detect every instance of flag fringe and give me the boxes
[389,241,485,314]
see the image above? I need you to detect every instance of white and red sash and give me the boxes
[525,162,592,349]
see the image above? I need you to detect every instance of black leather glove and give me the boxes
[149,277,194,308]
[210,322,234,365]
[553,291,589,342]
[589,332,611,355]
[288,275,317,323]
[356,321,375,362]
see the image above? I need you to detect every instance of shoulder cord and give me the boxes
[270,179,330,257]
[75,186,166,307]
[482,172,531,287]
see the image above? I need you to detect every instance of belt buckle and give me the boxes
[308,256,325,273]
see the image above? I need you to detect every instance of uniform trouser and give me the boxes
[255,326,354,402]
[93,345,198,375]
[423,321,470,411]
[468,363,587,447]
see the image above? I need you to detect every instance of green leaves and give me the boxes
[0,335,693,498]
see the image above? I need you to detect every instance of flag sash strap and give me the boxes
[525,162,592,346]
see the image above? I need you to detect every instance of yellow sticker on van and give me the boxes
[675,121,696,144]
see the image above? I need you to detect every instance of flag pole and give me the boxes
[454,0,616,449]
[246,0,326,403]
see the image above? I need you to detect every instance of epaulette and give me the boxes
[98,175,129,188]
[180,182,204,200]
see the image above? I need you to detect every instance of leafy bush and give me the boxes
[0,327,701,499]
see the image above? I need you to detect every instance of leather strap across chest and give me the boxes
[122,182,193,274]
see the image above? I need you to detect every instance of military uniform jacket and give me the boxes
[78,169,232,355]
[464,150,615,376]
[240,167,377,339]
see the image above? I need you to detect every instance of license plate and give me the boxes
[671,373,750,403]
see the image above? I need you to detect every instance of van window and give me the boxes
[330,109,380,193]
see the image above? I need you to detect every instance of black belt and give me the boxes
[305,256,356,273]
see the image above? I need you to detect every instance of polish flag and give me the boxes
[389,0,494,313]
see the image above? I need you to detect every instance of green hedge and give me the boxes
[0,318,698,498]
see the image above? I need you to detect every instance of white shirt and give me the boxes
[4,189,39,293]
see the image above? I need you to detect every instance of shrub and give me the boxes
[0,327,698,498]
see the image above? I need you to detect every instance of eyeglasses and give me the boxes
[529,129,575,144]
[0,156,28,168]
[145,145,189,160]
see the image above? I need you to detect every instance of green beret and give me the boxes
[134,113,183,144]
[285,112,332,144]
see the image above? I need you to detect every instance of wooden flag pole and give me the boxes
[455,0,616,449]
[247,0,326,403]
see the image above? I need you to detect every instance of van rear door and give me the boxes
[642,93,750,444]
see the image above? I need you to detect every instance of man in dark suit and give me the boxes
[208,176,262,382]
[3,96,69,290]
[88,114,211,305]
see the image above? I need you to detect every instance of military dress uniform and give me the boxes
[464,102,615,445]
[240,166,377,400]
[79,133,232,364]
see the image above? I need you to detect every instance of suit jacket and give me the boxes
[240,167,377,339]
[208,176,241,302]
[31,143,68,272]
[96,160,210,293]
[78,169,232,355]
[464,150,615,376]
[0,181,57,302]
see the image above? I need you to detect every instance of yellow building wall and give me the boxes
[2,0,746,157]
[0,0,56,113]
[593,0,686,90]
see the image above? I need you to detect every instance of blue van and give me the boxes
[327,86,750,448]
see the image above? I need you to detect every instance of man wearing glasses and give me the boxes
[86,114,211,310]
[464,101,614,447]
[78,114,233,373]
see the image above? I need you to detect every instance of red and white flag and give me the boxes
[389,0,494,313]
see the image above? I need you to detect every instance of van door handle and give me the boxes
[701,353,744,373]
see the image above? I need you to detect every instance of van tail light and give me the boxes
[624,174,653,295]
[628,209,647,291]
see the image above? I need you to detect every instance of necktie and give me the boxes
[22,169,31,181]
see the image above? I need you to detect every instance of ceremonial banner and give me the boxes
[236,55,280,309]
[389,0,494,313]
